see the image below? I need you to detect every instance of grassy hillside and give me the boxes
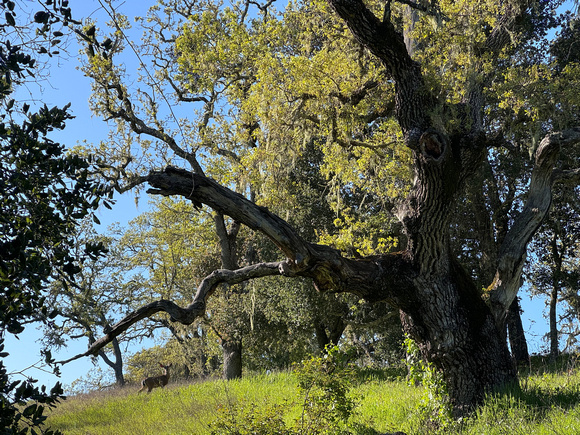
[46,361,580,434]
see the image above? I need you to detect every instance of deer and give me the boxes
[138,363,172,393]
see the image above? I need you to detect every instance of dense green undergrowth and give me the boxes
[46,356,580,434]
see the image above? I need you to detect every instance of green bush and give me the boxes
[293,344,358,434]
[209,345,363,435]
[404,336,453,431]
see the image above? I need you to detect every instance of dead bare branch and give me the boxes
[489,128,580,326]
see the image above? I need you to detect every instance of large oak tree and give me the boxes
[64,0,580,413]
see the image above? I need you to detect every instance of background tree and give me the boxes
[64,0,580,414]
[523,8,580,359]
[120,197,222,379]
[527,186,580,358]
[42,223,146,388]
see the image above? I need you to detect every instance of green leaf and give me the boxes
[5,11,15,26]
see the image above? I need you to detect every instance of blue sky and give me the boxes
[3,0,570,391]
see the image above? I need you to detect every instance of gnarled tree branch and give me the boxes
[488,128,580,327]
[58,162,424,364]
[57,261,284,364]
[327,0,429,135]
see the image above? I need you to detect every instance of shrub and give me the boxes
[403,336,453,430]
[209,345,361,435]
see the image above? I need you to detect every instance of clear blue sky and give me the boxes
[3,0,568,392]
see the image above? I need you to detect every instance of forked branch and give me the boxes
[488,128,580,326]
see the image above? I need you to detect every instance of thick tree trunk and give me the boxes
[95,334,125,388]
[549,232,563,360]
[506,298,530,366]
[400,259,517,413]
[222,339,242,380]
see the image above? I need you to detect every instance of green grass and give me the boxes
[46,364,580,434]
[46,372,298,434]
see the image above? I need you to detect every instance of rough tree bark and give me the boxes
[63,0,580,414]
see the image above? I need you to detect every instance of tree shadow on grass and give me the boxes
[518,354,580,409]
[488,353,580,420]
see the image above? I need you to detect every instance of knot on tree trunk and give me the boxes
[419,129,446,160]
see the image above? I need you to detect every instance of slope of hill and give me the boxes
[46,360,580,434]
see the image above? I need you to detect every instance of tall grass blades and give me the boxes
[46,355,580,434]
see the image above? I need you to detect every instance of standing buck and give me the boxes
[138,363,172,393]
